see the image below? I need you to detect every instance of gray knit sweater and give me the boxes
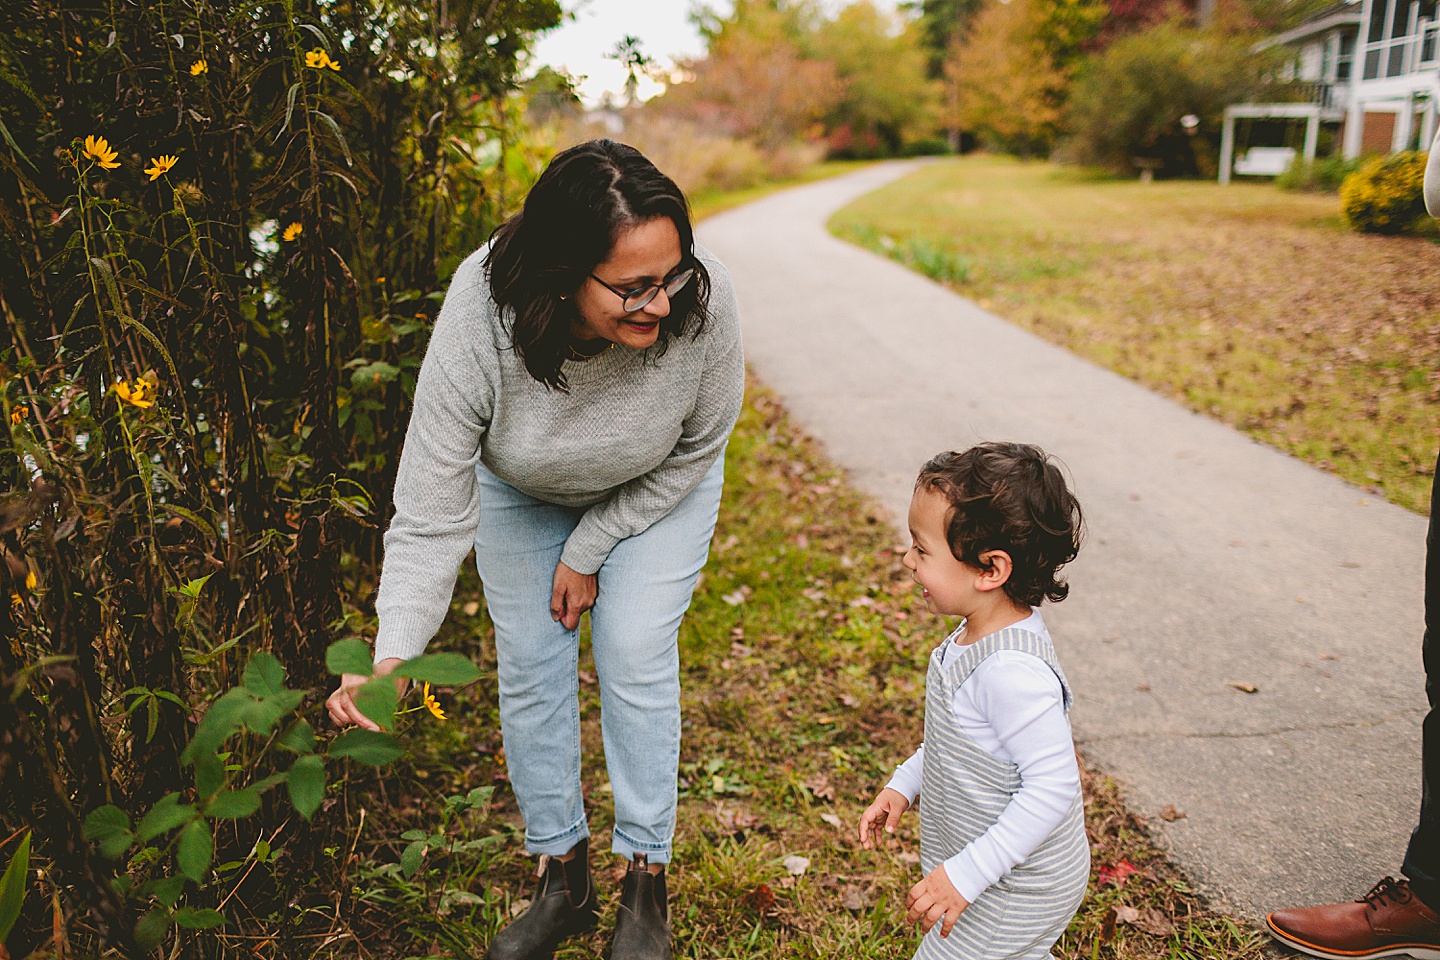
[372,243,745,663]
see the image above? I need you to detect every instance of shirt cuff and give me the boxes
[373,608,439,664]
[943,854,988,904]
[560,519,622,575]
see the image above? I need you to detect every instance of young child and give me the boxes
[858,443,1089,960]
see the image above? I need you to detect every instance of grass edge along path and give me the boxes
[330,382,1268,960]
[828,155,1440,515]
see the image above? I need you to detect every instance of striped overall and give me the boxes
[915,627,1090,960]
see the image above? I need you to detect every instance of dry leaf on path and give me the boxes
[820,812,843,828]
[1115,906,1141,924]
[1159,804,1186,821]
[1226,681,1259,694]
[783,855,810,876]
[842,886,867,911]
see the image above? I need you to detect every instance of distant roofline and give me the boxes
[1256,2,1363,49]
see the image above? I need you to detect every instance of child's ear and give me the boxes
[975,550,1013,592]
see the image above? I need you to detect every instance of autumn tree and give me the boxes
[809,1,941,156]
[664,0,840,149]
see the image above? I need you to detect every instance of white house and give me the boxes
[1219,0,1440,181]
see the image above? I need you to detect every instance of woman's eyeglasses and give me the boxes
[589,265,696,313]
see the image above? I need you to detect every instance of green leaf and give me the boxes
[313,109,353,167]
[400,840,426,879]
[140,875,186,908]
[134,908,171,949]
[325,638,374,677]
[278,719,316,754]
[0,831,31,943]
[328,729,403,766]
[393,653,481,686]
[194,750,225,799]
[204,788,260,820]
[137,794,197,842]
[241,652,287,697]
[353,675,397,730]
[177,820,213,882]
[287,755,326,820]
[184,688,251,761]
[82,805,130,842]
[174,906,226,929]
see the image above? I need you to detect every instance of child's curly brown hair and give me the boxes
[916,443,1084,607]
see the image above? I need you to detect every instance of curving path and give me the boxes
[699,160,1431,922]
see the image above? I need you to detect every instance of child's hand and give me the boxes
[857,787,910,849]
[906,865,970,938]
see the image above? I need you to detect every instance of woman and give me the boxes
[326,139,744,960]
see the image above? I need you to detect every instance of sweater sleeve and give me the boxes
[941,655,1080,903]
[558,256,745,574]
[373,254,498,663]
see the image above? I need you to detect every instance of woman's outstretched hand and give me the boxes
[326,656,407,730]
[551,560,597,630]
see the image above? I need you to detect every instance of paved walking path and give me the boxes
[699,161,1432,922]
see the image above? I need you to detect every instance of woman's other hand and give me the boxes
[551,561,597,630]
[326,656,408,730]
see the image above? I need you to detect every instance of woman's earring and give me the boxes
[559,294,568,301]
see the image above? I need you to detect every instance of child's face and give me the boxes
[902,486,985,618]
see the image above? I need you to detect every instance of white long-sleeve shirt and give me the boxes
[886,610,1081,903]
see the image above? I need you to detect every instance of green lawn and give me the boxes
[830,155,1440,513]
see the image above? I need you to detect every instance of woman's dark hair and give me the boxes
[916,443,1084,607]
[484,139,712,390]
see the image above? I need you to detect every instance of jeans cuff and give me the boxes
[612,827,672,864]
[525,817,589,857]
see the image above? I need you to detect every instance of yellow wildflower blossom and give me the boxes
[421,683,447,720]
[190,59,208,75]
[282,222,303,242]
[144,155,178,181]
[82,135,120,170]
[304,47,340,70]
[114,379,155,409]
[10,407,27,425]
[24,570,36,591]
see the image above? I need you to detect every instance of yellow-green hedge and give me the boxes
[1339,150,1429,234]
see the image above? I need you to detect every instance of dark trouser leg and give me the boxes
[1403,448,1440,911]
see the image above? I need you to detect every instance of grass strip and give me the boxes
[337,383,1267,960]
[829,155,1440,514]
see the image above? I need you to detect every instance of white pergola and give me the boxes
[1218,102,1340,184]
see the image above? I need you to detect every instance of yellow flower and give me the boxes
[113,379,155,409]
[24,570,36,591]
[305,47,340,70]
[190,59,208,75]
[144,155,178,181]
[9,407,27,425]
[421,683,447,720]
[282,222,303,242]
[82,135,120,170]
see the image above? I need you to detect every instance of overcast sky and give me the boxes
[530,0,905,106]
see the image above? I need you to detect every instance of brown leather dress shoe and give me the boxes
[1267,877,1440,959]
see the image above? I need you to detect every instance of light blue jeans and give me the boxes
[472,455,724,864]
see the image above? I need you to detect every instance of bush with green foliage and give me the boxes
[1276,154,1360,193]
[1339,151,1430,233]
[0,0,558,955]
[1062,18,1275,177]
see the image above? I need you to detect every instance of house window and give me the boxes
[1338,32,1355,79]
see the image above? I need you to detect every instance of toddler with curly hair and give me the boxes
[859,442,1089,960]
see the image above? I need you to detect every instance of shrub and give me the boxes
[1062,18,1277,177]
[1276,154,1361,193]
[1339,151,1430,233]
